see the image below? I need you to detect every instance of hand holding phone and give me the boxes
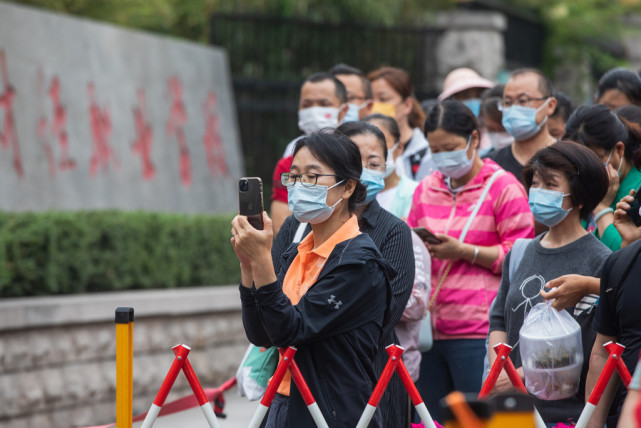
[625,185,641,227]
[238,177,264,230]
[412,227,443,245]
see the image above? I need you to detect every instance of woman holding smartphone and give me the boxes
[232,132,392,428]
[272,121,416,427]
[407,100,535,421]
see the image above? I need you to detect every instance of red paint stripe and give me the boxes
[260,347,296,407]
[289,359,316,406]
[367,345,404,407]
[588,342,625,405]
[153,345,189,406]
[396,357,423,406]
[479,343,511,399]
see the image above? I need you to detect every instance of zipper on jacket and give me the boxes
[434,192,458,342]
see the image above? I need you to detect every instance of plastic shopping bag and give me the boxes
[519,301,583,400]
[236,344,279,401]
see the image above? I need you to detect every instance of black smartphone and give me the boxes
[412,227,443,245]
[626,184,641,227]
[239,177,264,230]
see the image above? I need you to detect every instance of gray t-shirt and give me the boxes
[489,233,611,424]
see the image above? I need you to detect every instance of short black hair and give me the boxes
[480,84,505,124]
[292,130,366,212]
[363,113,401,146]
[335,121,388,160]
[523,141,608,221]
[615,104,641,168]
[329,63,372,100]
[597,68,641,106]
[551,91,575,121]
[329,63,363,76]
[510,68,554,98]
[424,100,480,140]
[304,72,347,104]
[564,104,627,153]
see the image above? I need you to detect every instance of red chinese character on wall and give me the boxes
[166,76,191,187]
[0,50,24,178]
[88,82,119,176]
[132,89,155,181]
[202,92,229,177]
[50,76,76,171]
[37,71,76,178]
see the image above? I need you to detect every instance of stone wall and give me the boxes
[0,286,246,428]
[0,2,243,213]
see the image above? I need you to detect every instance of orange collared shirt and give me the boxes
[276,215,360,396]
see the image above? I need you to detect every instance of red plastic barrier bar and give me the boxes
[504,356,528,393]
[154,344,190,406]
[259,346,296,407]
[367,344,403,407]
[588,342,626,406]
[179,353,209,406]
[479,343,512,398]
[288,359,315,406]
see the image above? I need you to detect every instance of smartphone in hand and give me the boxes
[238,177,264,230]
[412,227,443,245]
[626,184,641,227]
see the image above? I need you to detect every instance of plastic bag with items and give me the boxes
[519,301,583,401]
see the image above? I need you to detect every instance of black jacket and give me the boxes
[240,233,394,428]
[272,202,415,426]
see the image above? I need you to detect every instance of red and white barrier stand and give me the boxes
[141,344,220,428]
[575,341,632,428]
[356,344,437,428]
[479,343,546,428]
[248,346,329,428]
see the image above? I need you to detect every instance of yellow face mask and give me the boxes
[370,102,396,118]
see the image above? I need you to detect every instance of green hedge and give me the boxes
[0,211,240,297]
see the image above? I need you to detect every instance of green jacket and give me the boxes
[589,167,641,251]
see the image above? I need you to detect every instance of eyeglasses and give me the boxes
[364,161,386,172]
[499,96,548,109]
[281,172,341,187]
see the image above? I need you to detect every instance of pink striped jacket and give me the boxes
[407,159,534,340]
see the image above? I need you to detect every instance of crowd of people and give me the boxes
[231,63,641,428]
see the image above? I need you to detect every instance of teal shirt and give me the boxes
[594,167,641,251]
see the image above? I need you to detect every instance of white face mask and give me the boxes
[298,106,341,135]
[383,143,399,179]
[488,131,514,150]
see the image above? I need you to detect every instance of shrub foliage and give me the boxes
[0,211,239,297]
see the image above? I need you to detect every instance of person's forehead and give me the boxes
[504,73,543,97]
[371,78,396,95]
[335,74,364,95]
[300,80,339,100]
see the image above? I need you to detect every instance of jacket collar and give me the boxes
[358,199,382,229]
[429,158,501,194]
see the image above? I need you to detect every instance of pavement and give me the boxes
[129,385,256,428]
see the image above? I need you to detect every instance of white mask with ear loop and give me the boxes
[383,143,399,179]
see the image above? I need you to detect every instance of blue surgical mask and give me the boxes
[528,187,572,227]
[463,98,481,117]
[360,168,385,204]
[287,181,344,224]
[342,103,366,123]
[431,136,475,179]
[502,98,550,141]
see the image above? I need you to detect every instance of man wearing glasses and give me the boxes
[487,69,557,184]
